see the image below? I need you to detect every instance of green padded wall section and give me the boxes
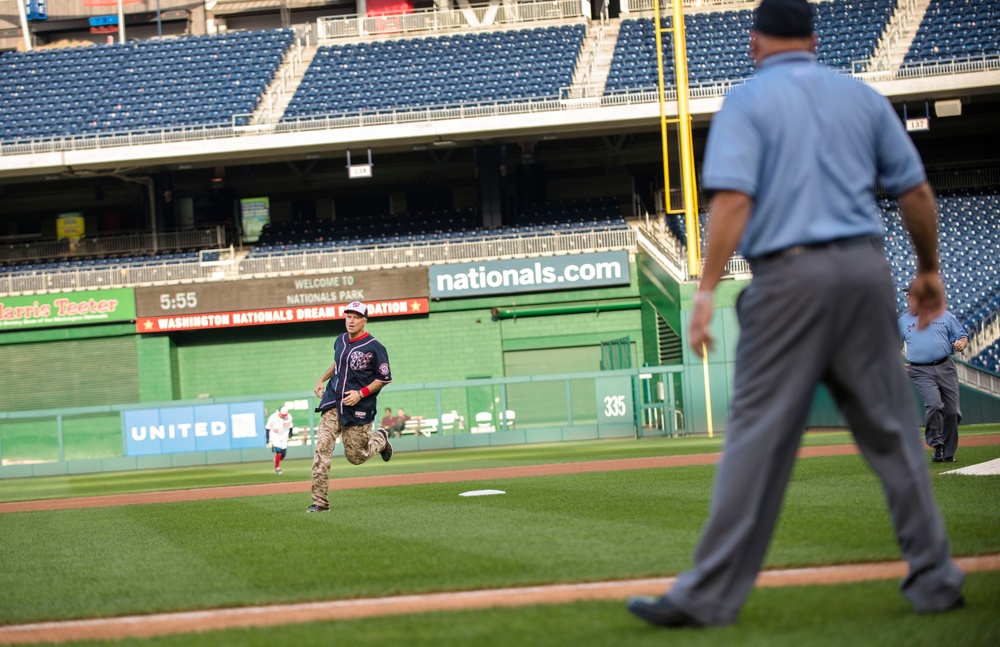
[172,323,335,399]
[170,312,508,406]
[137,335,175,402]
[505,347,603,426]
[1,418,58,463]
[0,337,138,411]
[61,413,122,461]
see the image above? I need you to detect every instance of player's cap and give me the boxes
[279,406,289,417]
[753,0,813,38]
[344,301,368,318]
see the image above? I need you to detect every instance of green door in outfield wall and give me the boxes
[635,369,685,437]
[504,347,602,428]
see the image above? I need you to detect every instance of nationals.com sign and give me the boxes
[429,251,630,298]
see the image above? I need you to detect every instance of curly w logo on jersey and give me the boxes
[350,351,373,370]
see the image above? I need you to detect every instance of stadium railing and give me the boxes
[892,54,1000,80]
[0,227,226,266]
[635,214,748,282]
[0,226,636,296]
[238,226,637,277]
[624,0,754,11]
[956,362,1000,399]
[969,310,1000,358]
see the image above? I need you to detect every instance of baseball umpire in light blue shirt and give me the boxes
[899,287,968,462]
[628,0,964,630]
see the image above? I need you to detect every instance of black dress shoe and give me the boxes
[943,457,956,463]
[918,595,965,614]
[932,446,944,462]
[627,595,704,628]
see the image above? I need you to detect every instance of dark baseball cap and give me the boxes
[753,0,814,38]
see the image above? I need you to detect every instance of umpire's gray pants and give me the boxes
[907,360,961,459]
[668,239,964,625]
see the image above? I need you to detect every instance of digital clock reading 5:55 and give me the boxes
[159,292,199,310]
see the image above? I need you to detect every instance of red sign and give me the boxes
[367,0,413,15]
[136,298,428,333]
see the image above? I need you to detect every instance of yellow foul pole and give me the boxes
[655,1,712,437]
[671,0,701,277]
[652,0,671,226]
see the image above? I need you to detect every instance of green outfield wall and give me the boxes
[0,366,688,478]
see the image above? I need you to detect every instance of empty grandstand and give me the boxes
[284,24,585,119]
[0,30,293,139]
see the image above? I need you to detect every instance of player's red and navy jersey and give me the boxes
[317,331,392,426]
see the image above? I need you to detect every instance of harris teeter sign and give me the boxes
[0,288,136,330]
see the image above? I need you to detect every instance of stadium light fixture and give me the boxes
[934,99,962,118]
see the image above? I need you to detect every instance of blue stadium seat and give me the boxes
[0,29,294,140]
[282,25,585,121]
[904,0,1000,63]
[605,0,894,95]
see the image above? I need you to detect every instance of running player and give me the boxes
[308,301,393,512]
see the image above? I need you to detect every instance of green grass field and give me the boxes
[0,431,998,644]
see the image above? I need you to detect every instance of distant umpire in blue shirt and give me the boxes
[899,284,968,462]
[628,0,964,629]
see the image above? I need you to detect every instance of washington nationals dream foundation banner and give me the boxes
[134,267,429,333]
[124,401,265,456]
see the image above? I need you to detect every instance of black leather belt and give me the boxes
[751,236,879,263]
[909,356,950,367]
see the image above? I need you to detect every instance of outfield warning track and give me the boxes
[1,434,997,644]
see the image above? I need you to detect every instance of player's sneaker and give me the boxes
[378,428,393,462]
[306,504,329,513]
[275,466,282,474]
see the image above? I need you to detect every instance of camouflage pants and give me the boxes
[310,409,386,508]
